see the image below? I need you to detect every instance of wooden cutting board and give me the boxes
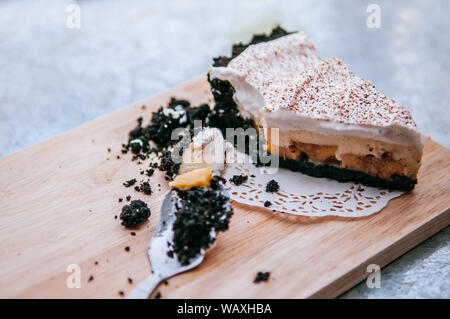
[0,75,449,299]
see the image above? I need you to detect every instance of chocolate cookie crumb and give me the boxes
[154,292,161,299]
[159,150,181,180]
[126,195,131,201]
[123,178,137,187]
[229,175,248,186]
[124,246,130,252]
[265,180,279,193]
[127,277,133,284]
[88,275,94,282]
[118,291,124,297]
[119,200,151,228]
[136,181,152,195]
[264,200,272,207]
[254,271,270,283]
[94,261,98,265]
[130,232,136,236]
[118,198,123,203]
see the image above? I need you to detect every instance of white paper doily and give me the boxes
[222,152,404,218]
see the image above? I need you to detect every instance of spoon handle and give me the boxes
[126,273,163,299]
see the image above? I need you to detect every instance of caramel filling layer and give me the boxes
[264,130,421,180]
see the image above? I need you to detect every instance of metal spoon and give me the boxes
[126,183,229,299]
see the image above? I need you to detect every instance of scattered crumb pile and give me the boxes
[121,98,214,180]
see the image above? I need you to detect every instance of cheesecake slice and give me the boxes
[208,28,422,190]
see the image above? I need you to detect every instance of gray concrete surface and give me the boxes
[0,0,448,298]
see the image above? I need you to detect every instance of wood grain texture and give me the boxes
[0,75,449,299]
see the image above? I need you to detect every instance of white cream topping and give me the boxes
[208,33,423,150]
[179,127,234,175]
[163,105,187,124]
